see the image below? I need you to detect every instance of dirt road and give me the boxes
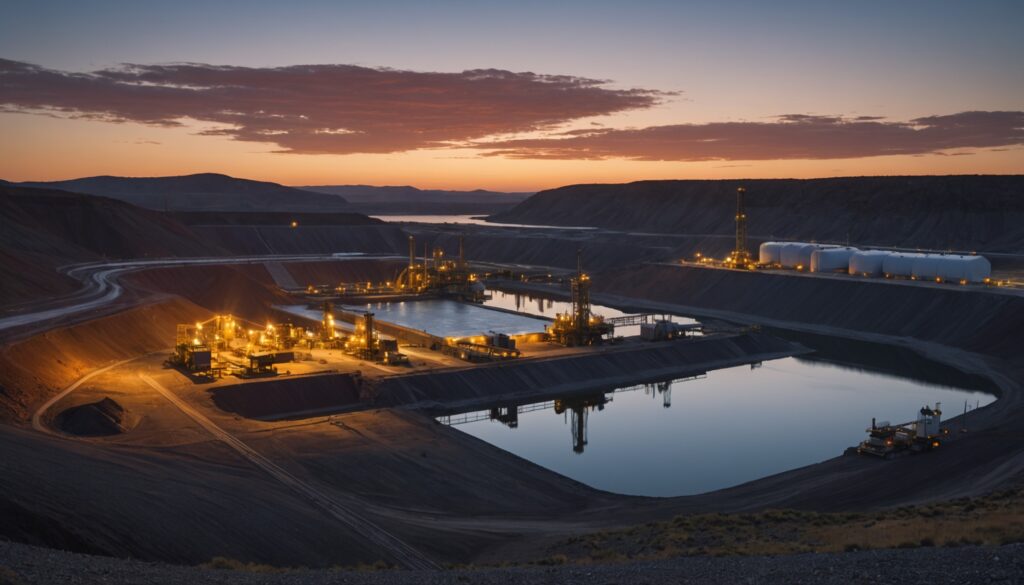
[138,373,438,570]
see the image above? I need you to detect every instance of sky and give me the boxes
[1,0,1022,191]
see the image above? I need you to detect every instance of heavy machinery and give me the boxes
[724,186,755,269]
[858,403,948,458]
[547,250,614,346]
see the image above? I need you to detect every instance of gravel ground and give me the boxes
[3,541,1024,585]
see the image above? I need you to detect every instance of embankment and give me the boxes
[593,265,1024,361]
[211,373,364,419]
[374,333,803,412]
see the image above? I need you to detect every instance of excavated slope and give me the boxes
[0,297,208,422]
[492,176,1024,252]
[595,265,1024,360]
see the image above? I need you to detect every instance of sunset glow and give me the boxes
[2,0,1021,190]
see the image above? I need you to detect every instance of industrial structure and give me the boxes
[759,241,992,284]
[172,315,297,377]
[308,235,487,302]
[547,251,614,346]
[394,235,486,301]
[724,187,755,269]
[342,311,407,365]
[858,403,948,458]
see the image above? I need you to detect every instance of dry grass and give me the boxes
[202,557,287,573]
[0,566,25,585]
[545,488,1024,564]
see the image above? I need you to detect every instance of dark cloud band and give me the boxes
[476,111,1024,161]
[2,59,1020,161]
[0,59,666,154]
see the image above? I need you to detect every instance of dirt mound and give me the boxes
[56,397,135,436]
[210,374,363,419]
[492,176,1024,252]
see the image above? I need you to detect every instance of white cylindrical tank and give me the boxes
[758,242,785,265]
[961,255,991,283]
[780,243,816,269]
[934,254,992,283]
[848,250,890,276]
[810,247,858,273]
[882,252,922,278]
[911,255,943,281]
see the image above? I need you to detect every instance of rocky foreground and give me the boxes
[2,541,1023,585]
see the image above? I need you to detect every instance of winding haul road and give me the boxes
[0,253,401,334]
[138,374,438,570]
[18,252,438,569]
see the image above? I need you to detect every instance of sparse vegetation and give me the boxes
[541,488,1024,564]
[0,566,25,585]
[202,557,288,573]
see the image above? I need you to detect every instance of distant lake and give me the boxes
[371,214,594,230]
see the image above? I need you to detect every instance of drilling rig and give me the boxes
[547,250,614,346]
[725,186,755,269]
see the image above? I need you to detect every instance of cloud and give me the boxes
[0,58,667,154]
[475,111,1024,161]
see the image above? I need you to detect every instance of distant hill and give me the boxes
[0,184,225,304]
[17,173,349,212]
[302,184,531,215]
[490,176,1024,252]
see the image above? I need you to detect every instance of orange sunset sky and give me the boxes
[2,1,1021,191]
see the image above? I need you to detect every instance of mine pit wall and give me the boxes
[188,224,407,256]
[593,265,1024,360]
[373,333,804,413]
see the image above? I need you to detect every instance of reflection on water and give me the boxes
[483,289,697,337]
[441,356,994,497]
[340,299,549,338]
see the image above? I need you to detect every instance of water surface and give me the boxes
[371,214,593,230]
[442,352,994,497]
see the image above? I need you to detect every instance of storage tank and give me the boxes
[911,254,943,281]
[758,242,786,266]
[810,247,858,273]
[848,250,890,276]
[935,254,992,283]
[780,243,815,269]
[882,252,922,278]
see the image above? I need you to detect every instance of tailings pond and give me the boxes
[445,290,997,497]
